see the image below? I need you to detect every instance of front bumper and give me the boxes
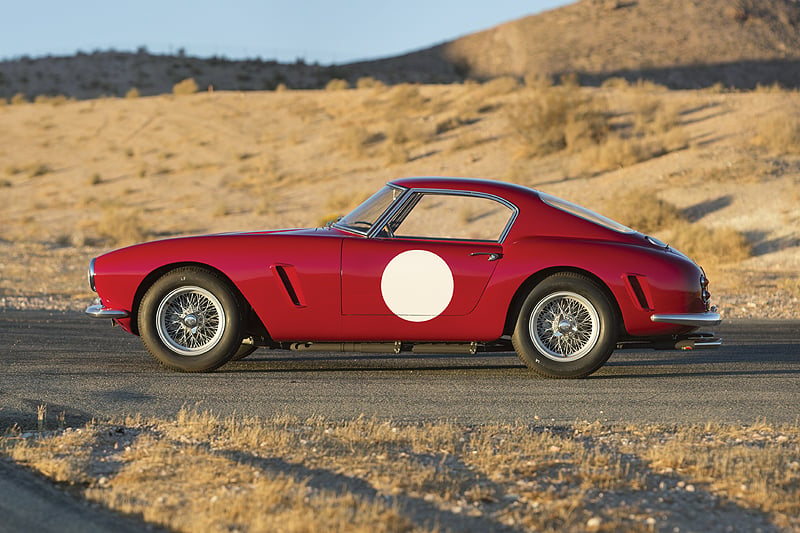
[650,310,721,327]
[86,299,129,319]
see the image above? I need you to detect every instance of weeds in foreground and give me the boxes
[2,408,798,533]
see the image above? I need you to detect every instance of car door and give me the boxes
[340,191,515,333]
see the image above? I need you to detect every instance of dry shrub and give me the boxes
[325,78,349,91]
[631,94,662,132]
[326,191,364,213]
[96,207,149,246]
[754,81,787,93]
[752,112,800,155]
[478,76,519,98]
[578,136,651,172]
[634,98,682,136]
[356,77,386,91]
[604,189,684,234]
[385,118,432,147]
[384,143,409,165]
[507,85,610,157]
[605,190,751,264]
[34,94,70,106]
[601,77,631,89]
[664,221,752,265]
[172,77,198,96]
[317,213,342,227]
[523,73,554,90]
[125,87,141,99]
[661,126,690,152]
[448,129,486,153]
[11,92,27,105]
[435,114,471,135]
[333,124,385,158]
[386,83,425,112]
[564,98,611,150]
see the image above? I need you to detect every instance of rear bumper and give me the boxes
[86,300,130,319]
[650,310,721,327]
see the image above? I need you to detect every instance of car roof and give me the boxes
[389,177,539,203]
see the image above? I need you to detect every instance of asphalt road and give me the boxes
[1,310,799,430]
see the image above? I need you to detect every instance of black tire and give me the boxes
[512,272,617,378]
[229,343,258,361]
[138,267,244,372]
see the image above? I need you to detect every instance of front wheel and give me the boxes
[512,273,617,378]
[139,267,244,372]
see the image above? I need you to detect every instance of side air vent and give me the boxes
[271,264,307,307]
[626,274,652,311]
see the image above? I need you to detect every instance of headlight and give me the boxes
[88,258,97,292]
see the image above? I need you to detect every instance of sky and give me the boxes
[1,0,572,65]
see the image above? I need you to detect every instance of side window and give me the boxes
[391,193,514,242]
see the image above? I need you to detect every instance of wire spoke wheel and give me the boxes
[512,273,617,378]
[156,286,226,356]
[140,267,244,372]
[530,291,599,361]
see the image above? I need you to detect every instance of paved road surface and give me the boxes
[0,310,798,532]
[2,310,798,429]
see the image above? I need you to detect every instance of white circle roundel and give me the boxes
[380,250,454,322]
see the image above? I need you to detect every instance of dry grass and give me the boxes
[2,408,799,532]
[604,189,685,234]
[752,111,800,155]
[325,78,349,91]
[506,85,600,156]
[173,77,199,96]
[506,83,688,173]
[664,222,752,266]
[94,207,151,246]
[604,189,751,265]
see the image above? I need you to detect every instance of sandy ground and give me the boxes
[0,84,798,318]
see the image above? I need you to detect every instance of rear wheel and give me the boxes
[512,273,617,378]
[139,267,244,372]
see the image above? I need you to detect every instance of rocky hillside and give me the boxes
[3,0,800,100]
[373,0,800,89]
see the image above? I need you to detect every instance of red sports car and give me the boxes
[86,177,720,378]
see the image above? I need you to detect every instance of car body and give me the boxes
[86,177,720,377]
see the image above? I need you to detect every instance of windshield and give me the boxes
[334,185,404,234]
[540,192,635,234]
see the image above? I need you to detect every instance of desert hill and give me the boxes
[369,0,800,89]
[4,0,800,100]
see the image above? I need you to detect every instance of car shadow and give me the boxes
[222,351,526,374]
[218,343,800,377]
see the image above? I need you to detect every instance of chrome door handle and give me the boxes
[469,252,503,261]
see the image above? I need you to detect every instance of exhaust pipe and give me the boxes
[289,342,401,354]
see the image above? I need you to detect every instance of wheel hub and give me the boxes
[556,318,577,336]
[182,313,199,329]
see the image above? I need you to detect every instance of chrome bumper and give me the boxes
[650,311,721,327]
[86,300,130,319]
